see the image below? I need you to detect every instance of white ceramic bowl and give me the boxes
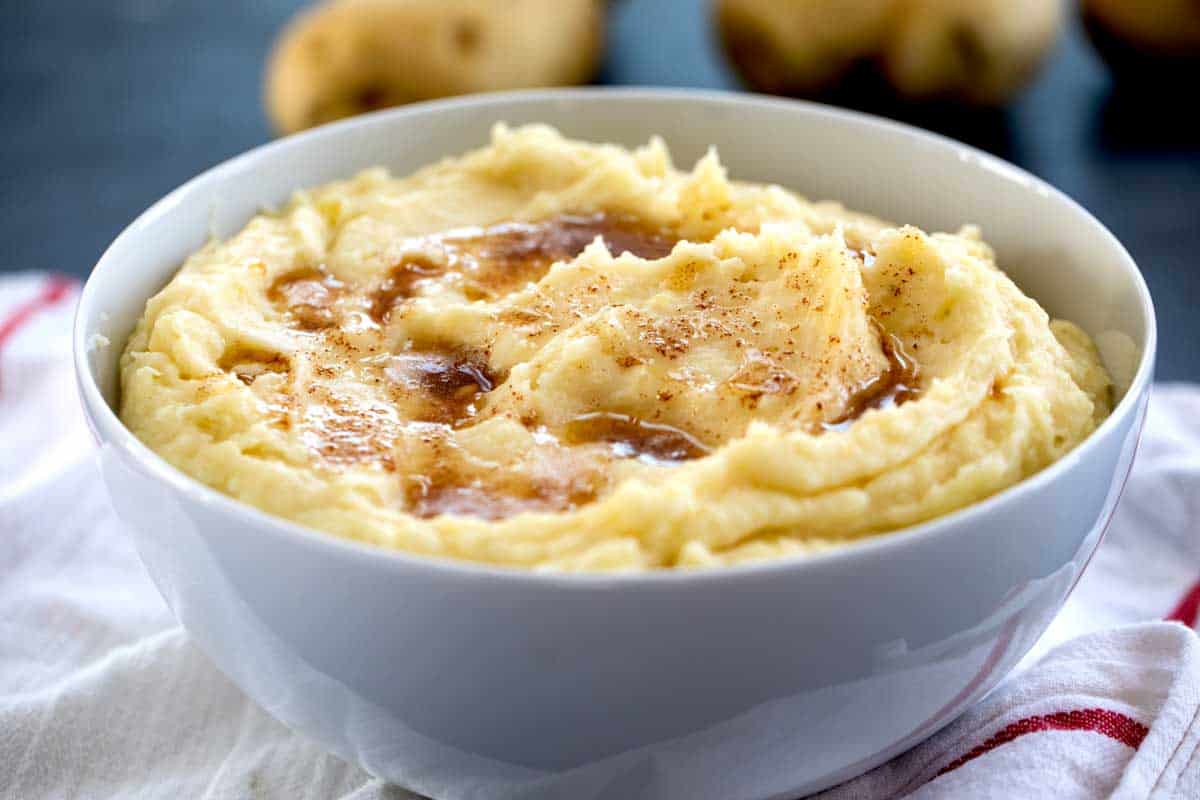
[75,89,1155,800]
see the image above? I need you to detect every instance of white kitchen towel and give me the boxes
[1,272,1198,800]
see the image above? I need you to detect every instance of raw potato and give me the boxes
[884,0,1063,105]
[714,0,894,96]
[1084,0,1200,75]
[266,0,604,135]
[716,0,1064,106]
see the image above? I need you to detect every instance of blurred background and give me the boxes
[1,0,1197,379]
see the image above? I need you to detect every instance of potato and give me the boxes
[266,0,605,135]
[1084,0,1200,76]
[715,0,1063,106]
[715,0,894,96]
[883,0,1064,105]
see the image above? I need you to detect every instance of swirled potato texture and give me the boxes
[120,125,1111,571]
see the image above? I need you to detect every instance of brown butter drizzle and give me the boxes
[403,411,709,520]
[383,349,497,426]
[260,215,922,522]
[561,412,711,463]
[477,212,679,264]
[369,256,442,322]
[370,212,680,322]
[267,268,344,330]
[822,325,920,433]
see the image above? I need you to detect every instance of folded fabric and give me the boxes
[2,273,1197,799]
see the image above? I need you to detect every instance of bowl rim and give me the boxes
[73,86,1158,588]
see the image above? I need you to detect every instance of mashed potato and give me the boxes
[120,125,1111,571]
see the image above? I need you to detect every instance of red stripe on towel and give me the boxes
[1166,580,1200,626]
[935,709,1148,779]
[0,276,75,349]
[0,276,76,393]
